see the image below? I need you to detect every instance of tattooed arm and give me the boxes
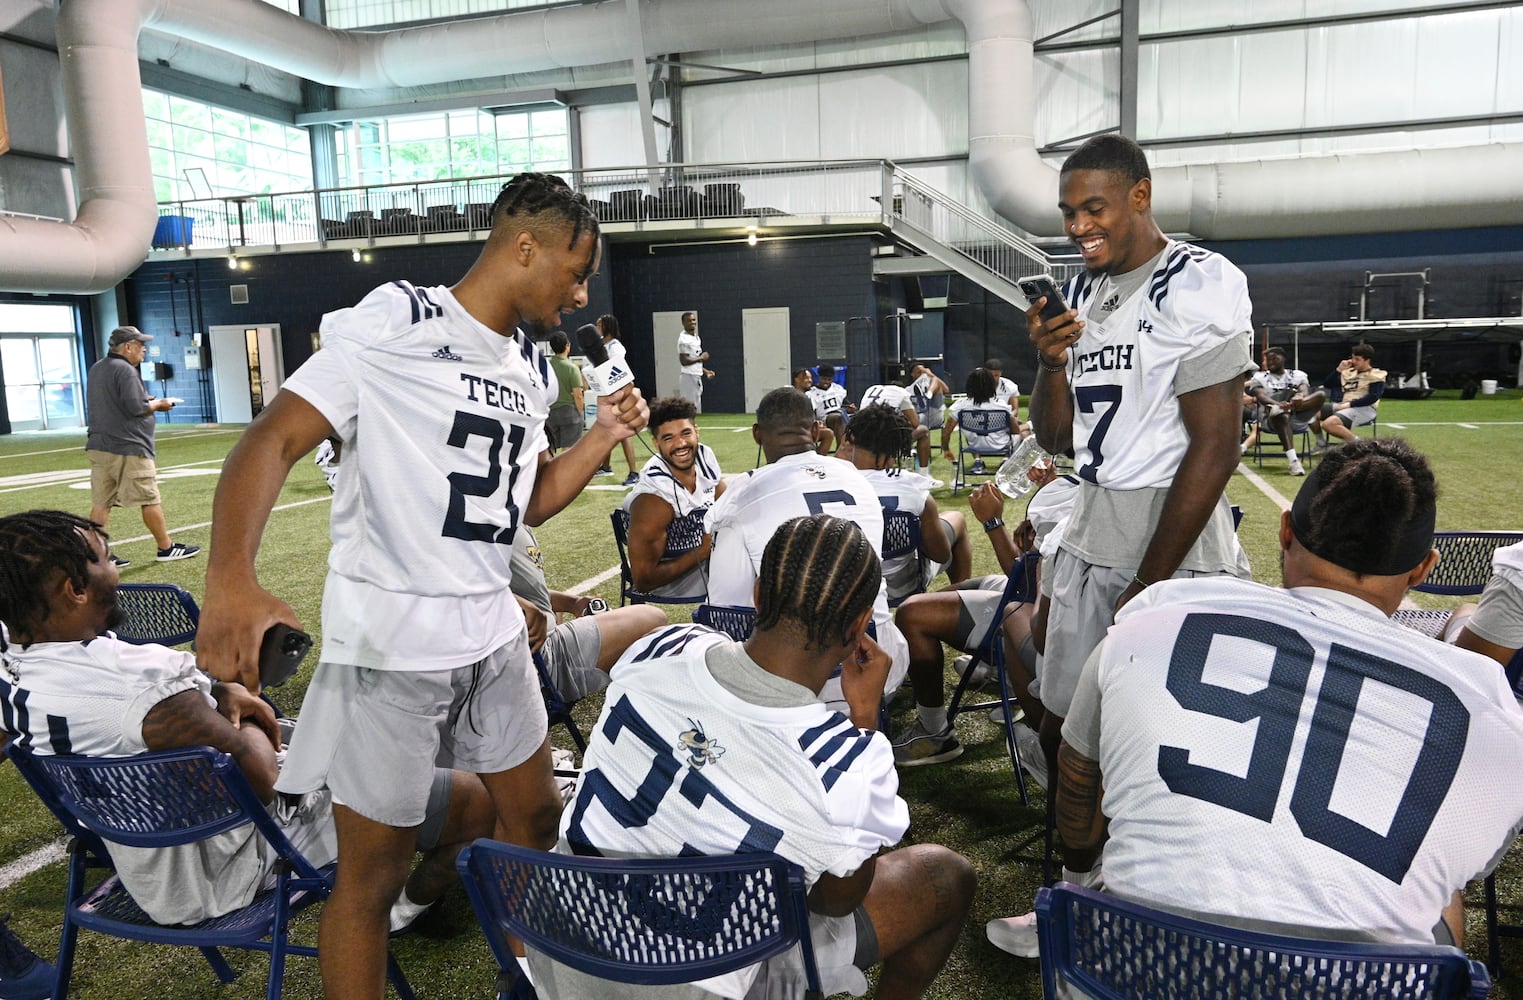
[141,687,280,802]
[1055,741,1108,855]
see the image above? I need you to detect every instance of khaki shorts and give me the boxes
[88,450,161,508]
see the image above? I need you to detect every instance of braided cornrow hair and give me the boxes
[0,510,104,647]
[1299,438,1436,576]
[489,172,601,253]
[755,516,881,652]
[845,403,911,464]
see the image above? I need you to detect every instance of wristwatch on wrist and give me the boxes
[982,516,1005,533]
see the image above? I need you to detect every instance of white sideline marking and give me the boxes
[568,565,621,595]
[1384,423,1406,429]
[1458,423,1479,429]
[730,426,753,433]
[1236,463,1292,512]
[0,839,66,890]
[0,457,227,495]
[110,495,334,548]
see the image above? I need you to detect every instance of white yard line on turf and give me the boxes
[1458,423,1479,429]
[110,494,334,548]
[0,457,230,495]
[1236,462,1293,513]
[0,839,66,890]
[569,564,622,595]
[0,428,236,461]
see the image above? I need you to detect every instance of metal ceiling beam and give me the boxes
[1119,0,1138,139]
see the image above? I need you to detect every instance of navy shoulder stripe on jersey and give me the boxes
[1065,271,1098,311]
[46,714,72,756]
[392,280,443,325]
[696,447,719,481]
[629,624,712,664]
[2,680,31,749]
[1148,246,1192,310]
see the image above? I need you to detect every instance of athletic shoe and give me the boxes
[387,892,435,938]
[1012,722,1048,790]
[0,914,56,1000]
[1287,455,1305,476]
[986,911,1040,958]
[622,472,640,486]
[155,542,200,562]
[921,476,945,489]
[987,703,1025,725]
[953,654,991,689]
[969,460,987,475]
[108,553,130,568]
[596,466,614,475]
[892,719,963,767]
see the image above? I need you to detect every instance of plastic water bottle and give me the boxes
[995,437,1054,497]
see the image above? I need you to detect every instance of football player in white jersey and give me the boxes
[983,358,1026,435]
[596,314,642,485]
[1021,133,1254,793]
[808,364,852,452]
[941,368,1015,475]
[676,311,713,411]
[620,395,725,600]
[840,403,971,601]
[197,173,649,1000]
[1246,345,1321,475]
[1045,439,1523,956]
[1446,539,1523,675]
[706,387,911,702]
[530,515,974,999]
[860,378,939,485]
[909,363,950,431]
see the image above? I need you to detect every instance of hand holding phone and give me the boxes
[259,623,313,688]
[1018,274,1070,323]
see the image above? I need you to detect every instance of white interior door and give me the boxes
[208,323,283,423]
[651,310,687,401]
[742,307,791,412]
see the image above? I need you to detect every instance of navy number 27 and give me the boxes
[1159,612,1468,883]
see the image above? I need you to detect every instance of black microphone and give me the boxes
[575,323,633,395]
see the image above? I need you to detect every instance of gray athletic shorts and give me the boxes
[276,630,547,828]
[1320,401,1377,428]
[540,616,608,701]
[952,589,1006,650]
[679,372,704,411]
[1043,550,1223,718]
[1258,407,1314,434]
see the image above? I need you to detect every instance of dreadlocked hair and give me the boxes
[754,516,881,652]
[964,367,996,404]
[845,403,911,461]
[1299,438,1436,576]
[490,172,600,251]
[0,510,104,645]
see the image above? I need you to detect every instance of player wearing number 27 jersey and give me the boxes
[1062,575,1523,944]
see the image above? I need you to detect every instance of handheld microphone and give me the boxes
[575,324,634,396]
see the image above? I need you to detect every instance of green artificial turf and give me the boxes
[1,390,1521,997]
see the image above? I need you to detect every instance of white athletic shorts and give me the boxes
[276,630,547,827]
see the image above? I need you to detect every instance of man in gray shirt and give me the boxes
[85,326,198,565]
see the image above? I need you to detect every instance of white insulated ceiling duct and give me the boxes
[9,0,1523,293]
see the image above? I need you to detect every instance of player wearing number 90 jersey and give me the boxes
[282,279,556,670]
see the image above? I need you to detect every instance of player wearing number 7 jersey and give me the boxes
[1057,439,1523,948]
[197,173,649,1000]
[1023,134,1255,782]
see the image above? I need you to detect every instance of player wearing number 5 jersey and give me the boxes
[706,388,910,704]
[1059,440,1523,947]
[197,173,649,1000]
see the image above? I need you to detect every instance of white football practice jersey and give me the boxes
[1059,241,1253,489]
[860,467,931,585]
[808,382,849,422]
[1069,576,1523,944]
[860,383,913,415]
[623,443,722,519]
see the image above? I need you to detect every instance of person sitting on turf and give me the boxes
[941,368,1014,476]
[1443,539,1523,680]
[509,524,666,701]
[0,510,494,931]
[838,403,971,601]
[808,364,853,453]
[530,514,976,1000]
[1245,346,1321,476]
[621,396,724,601]
[1008,439,1523,958]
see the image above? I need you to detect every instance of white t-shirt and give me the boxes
[1059,240,1253,490]
[0,636,336,925]
[992,376,1019,406]
[705,452,908,698]
[860,383,913,416]
[560,626,907,997]
[677,330,704,375]
[807,382,849,422]
[949,397,1012,452]
[1063,576,1523,945]
[604,337,627,365]
[284,280,553,670]
[1465,541,1523,649]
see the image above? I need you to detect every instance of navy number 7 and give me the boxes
[1074,384,1122,484]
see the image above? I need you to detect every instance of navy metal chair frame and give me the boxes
[950,407,1014,494]
[4,743,417,1000]
[533,649,587,752]
[880,506,927,608]
[114,582,200,646]
[1036,881,1490,1000]
[457,839,822,1000]
[1250,402,1313,468]
[1392,530,1523,638]
[611,508,709,607]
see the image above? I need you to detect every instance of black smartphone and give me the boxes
[1018,274,1070,323]
[259,623,313,688]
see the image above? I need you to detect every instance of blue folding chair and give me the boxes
[457,839,821,1000]
[950,407,1013,494]
[611,508,709,607]
[3,743,417,1000]
[880,507,926,608]
[693,603,757,641]
[1392,530,1523,638]
[533,649,586,752]
[1036,881,1490,1000]
[113,582,200,647]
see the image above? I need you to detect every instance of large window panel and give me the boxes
[333,106,570,188]
[146,87,314,201]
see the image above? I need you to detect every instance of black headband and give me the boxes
[1289,459,1435,576]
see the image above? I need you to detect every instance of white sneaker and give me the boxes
[953,654,991,688]
[986,911,1040,958]
[1287,456,1305,476]
[985,703,1025,725]
[1013,722,1048,790]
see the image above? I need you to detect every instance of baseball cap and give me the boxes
[109,326,153,347]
